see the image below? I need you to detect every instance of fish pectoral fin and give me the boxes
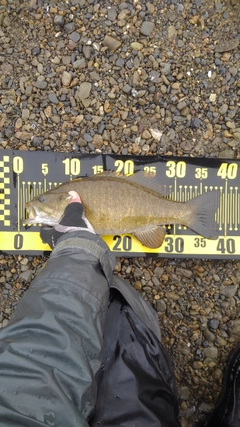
[133,226,166,249]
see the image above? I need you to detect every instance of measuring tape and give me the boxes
[0,150,239,258]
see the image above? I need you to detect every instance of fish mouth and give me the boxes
[25,202,43,224]
[25,202,58,225]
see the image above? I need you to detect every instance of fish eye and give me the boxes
[38,196,45,202]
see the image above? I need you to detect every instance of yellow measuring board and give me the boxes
[0,150,239,258]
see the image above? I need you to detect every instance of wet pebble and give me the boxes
[140,21,155,36]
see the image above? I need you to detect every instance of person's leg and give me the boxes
[89,281,181,427]
[0,231,114,427]
[204,343,240,427]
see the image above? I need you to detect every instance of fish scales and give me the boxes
[26,172,219,249]
[60,177,191,235]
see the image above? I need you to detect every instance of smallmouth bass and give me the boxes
[26,171,219,249]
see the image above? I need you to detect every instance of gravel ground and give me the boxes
[0,0,240,425]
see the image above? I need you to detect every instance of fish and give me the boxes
[25,171,219,249]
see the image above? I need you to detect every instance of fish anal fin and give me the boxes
[133,226,166,249]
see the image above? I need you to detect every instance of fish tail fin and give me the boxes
[187,191,219,239]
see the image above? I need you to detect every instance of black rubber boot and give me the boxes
[204,344,240,427]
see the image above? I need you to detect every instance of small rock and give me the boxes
[110,142,118,153]
[203,329,215,342]
[48,92,58,104]
[168,25,177,39]
[177,101,187,111]
[156,299,166,313]
[84,133,92,143]
[83,46,91,59]
[51,56,60,65]
[130,42,143,51]
[62,71,72,86]
[165,292,179,301]
[228,319,240,338]
[179,386,190,400]
[176,268,193,278]
[122,84,132,94]
[142,129,151,139]
[208,319,219,330]
[140,21,155,36]
[1,62,13,74]
[116,58,124,67]
[62,56,71,65]
[92,116,102,125]
[25,86,33,96]
[149,129,163,141]
[15,117,22,129]
[215,38,239,52]
[204,346,218,359]
[229,66,238,76]
[134,281,142,290]
[216,337,227,347]
[218,149,234,158]
[154,267,163,278]
[20,257,29,266]
[161,63,171,75]
[132,143,140,154]
[22,109,29,120]
[4,127,14,138]
[219,104,228,115]
[149,70,160,83]
[70,31,80,42]
[198,402,214,413]
[108,7,117,21]
[172,82,181,90]
[114,260,121,272]
[134,267,143,279]
[226,121,235,129]
[15,132,32,141]
[209,93,217,102]
[44,106,52,118]
[103,35,122,52]
[220,284,238,297]
[64,22,75,33]
[51,115,60,124]
[90,71,100,81]
[75,82,92,100]
[193,361,203,369]
[146,2,155,13]
[54,15,65,26]
[19,269,33,282]
[75,115,84,124]
[192,118,201,128]
[233,132,240,143]
[92,134,103,149]
[0,113,6,127]
[31,46,41,56]
[223,130,233,138]
[73,58,86,69]
[35,80,47,90]
[32,136,44,147]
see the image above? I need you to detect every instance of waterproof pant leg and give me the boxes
[0,232,114,427]
[89,290,181,427]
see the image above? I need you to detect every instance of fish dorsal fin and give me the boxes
[87,170,167,196]
[133,226,166,249]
